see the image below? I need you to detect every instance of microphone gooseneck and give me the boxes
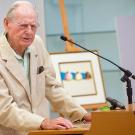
[60,36,135,80]
[60,35,135,104]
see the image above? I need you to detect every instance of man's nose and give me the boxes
[26,25,33,33]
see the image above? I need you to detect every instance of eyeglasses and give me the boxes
[12,21,39,31]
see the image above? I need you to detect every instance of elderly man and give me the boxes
[0,1,91,135]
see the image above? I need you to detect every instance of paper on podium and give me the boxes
[73,121,91,129]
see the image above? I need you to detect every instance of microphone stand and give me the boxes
[60,36,135,104]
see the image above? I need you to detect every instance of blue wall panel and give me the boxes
[44,0,135,116]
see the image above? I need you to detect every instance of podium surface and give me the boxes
[28,104,135,135]
[28,127,89,135]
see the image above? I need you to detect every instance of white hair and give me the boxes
[6,1,38,19]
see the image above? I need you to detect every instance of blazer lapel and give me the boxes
[0,45,31,102]
[29,45,38,107]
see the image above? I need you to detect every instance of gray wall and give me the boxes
[116,16,135,104]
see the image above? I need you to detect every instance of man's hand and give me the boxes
[40,117,73,130]
[82,113,92,122]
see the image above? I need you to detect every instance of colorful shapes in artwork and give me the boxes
[65,71,73,80]
[86,71,91,79]
[75,72,83,80]
[60,71,92,81]
[60,72,66,80]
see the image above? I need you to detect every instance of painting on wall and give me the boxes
[51,51,106,106]
[59,60,96,97]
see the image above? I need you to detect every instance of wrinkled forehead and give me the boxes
[12,5,38,22]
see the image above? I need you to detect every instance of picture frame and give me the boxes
[50,51,106,106]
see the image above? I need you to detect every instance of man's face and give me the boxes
[4,6,38,50]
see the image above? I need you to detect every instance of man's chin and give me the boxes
[23,42,32,46]
[20,44,31,49]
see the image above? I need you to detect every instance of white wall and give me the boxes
[116,16,135,104]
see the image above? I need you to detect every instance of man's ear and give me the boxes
[3,18,9,32]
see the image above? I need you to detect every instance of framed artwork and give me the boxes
[50,51,106,106]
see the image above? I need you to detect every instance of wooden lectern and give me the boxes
[28,128,89,135]
[87,103,135,135]
[28,104,135,135]
[88,110,135,135]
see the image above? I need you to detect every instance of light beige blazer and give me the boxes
[0,34,87,135]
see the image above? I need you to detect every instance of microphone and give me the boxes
[106,97,126,110]
[60,36,135,80]
[60,35,135,104]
